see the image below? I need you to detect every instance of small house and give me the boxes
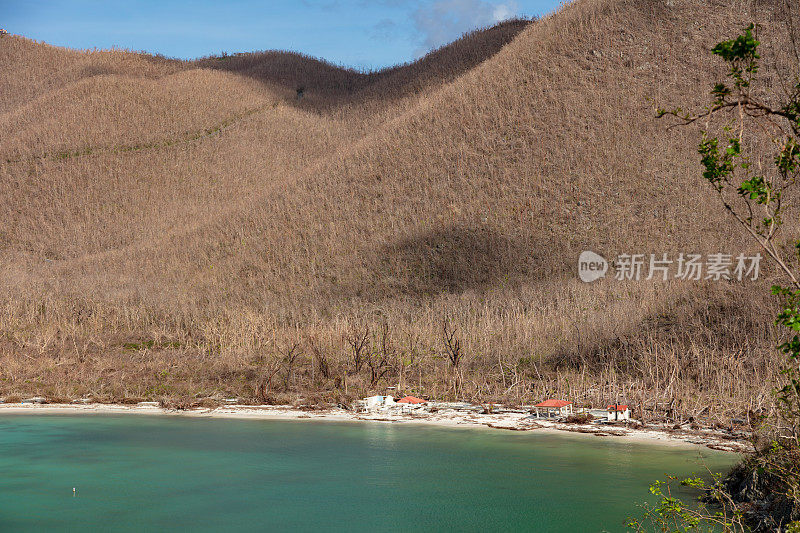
[533,399,573,418]
[607,404,630,421]
[397,396,426,413]
[363,395,396,411]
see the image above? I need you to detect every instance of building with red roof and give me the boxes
[397,396,426,404]
[533,399,573,418]
[607,404,630,421]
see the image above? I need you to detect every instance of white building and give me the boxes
[607,404,630,421]
[362,395,396,411]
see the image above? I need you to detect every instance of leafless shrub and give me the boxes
[282,343,301,391]
[309,340,331,380]
[345,325,369,375]
[366,323,393,387]
[442,319,463,369]
[254,353,282,402]
[565,412,594,424]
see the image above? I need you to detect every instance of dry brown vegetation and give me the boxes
[1,0,797,423]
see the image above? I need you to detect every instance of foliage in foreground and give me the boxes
[627,474,746,532]
[633,19,800,532]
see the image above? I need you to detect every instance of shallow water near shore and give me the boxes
[0,415,736,532]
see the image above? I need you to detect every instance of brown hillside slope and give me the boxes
[0,0,796,422]
[0,36,185,114]
[0,70,274,160]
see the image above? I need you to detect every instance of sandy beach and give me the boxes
[0,402,750,453]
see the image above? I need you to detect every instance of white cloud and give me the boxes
[492,3,515,21]
[412,0,518,55]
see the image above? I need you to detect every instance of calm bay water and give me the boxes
[0,415,736,532]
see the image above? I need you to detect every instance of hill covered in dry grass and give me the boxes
[1,0,797,422]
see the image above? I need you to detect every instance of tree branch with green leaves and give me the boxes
[631,21,800,531]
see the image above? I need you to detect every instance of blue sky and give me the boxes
[1,0,561,69]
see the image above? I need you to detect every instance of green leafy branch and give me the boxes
[627,474,746,533]
[631,21,800,531]
[660,24,800,290]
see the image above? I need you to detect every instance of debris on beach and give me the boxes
[22,397,47,404]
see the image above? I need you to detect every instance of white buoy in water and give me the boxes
[72,487,76,496]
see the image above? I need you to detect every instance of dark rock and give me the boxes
[720,453,800,531]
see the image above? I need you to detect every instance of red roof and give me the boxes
[535,399,572,408]
[397,396,426,404]
[607,405,629,411]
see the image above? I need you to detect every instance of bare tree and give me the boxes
[255,353,282,402]
[443,319,463,368]
[308,339,331,380]
[366,323,393,387]
[345,325,369,375]
[282,343,301,391]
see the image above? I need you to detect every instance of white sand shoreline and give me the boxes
[0,402,749,453]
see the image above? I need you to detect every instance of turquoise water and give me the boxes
[0,415,736,532]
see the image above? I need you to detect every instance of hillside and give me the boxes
[1,0,796,422]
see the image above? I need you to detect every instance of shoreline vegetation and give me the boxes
[0,401,750,453]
